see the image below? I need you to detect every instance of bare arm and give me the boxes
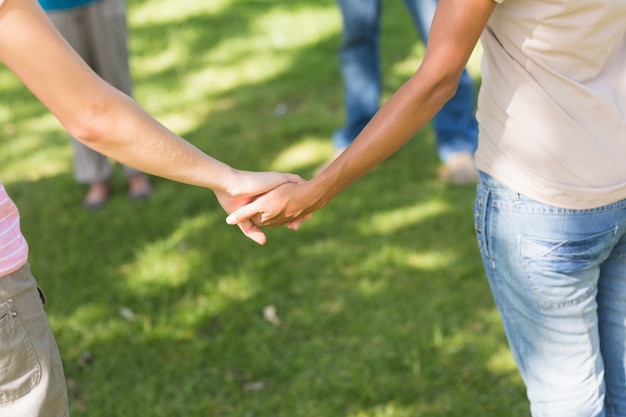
[0,0,303,244]
[227,0,497,227]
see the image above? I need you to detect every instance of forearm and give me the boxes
[67,88,237,192]
[221,0,497,229]
[40,73,239,193]
[294,0,496,214]
[304,67,458,209]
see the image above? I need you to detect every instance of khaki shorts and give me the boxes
[0,264,69,417]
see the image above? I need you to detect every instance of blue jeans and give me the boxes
[475,171,626,417]
[334,0,478,162]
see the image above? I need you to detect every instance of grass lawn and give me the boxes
[0,0,528,415]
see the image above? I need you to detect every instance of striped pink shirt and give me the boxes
[1,0,29,274]
[0,183,29,276]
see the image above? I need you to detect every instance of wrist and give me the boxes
[211,165,239,195]
[300,178,330,213]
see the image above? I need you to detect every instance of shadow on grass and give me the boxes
[2,0,527,416]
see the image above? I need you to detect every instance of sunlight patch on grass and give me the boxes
[154,112,204,136]
[355,277,386,297]
[270,137,330,171]
[121,217,212,292]
[354,244,448,276]
[0,65,21,89]
[486,345,518,374]
[348,403,413,417]
[115,213,262,326]
[131,4,340,132]
[127,247,194,289]
[479,308,518,373]
[131,47,183,82]
[391,44,425,78]
[175,6,338,98]
[1,145,70,183]
[133,39,291,117]
[51,303,126,357]
[0,120,71,182]
[429,307,516,374]
[131,51,215,118]
[0,103,13,122]
[143,273,258,332]
[187,56,291,96]
[20,111,63,132]
[1,109,61,136]
[251,7,340,50]
[403,251,450,270]
[131,70,215,132]
[361,199,448,235]
[50,303,108,336]
[129,0,230,27]
[213,274,257,302]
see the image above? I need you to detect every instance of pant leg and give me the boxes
[84,0,143,178]
[473,171,626,417]
[84,0,132,96]
[0,265,69,417]
[598,234,626,415]
[46,7,113,184]
[333,0,382,149]
[403,0,478,162]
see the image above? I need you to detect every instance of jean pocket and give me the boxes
[519,227,616,311]
[0,298,42,404]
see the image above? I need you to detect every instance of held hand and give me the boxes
[214,170,307,245]
[225,181,315,230]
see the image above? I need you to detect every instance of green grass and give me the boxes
[0,0,527,415]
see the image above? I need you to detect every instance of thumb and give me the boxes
[226,201,261,225]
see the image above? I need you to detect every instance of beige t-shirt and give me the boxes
[475,0,626,209]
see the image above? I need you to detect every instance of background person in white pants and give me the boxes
[40,0,152,209]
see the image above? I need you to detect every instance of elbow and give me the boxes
[415,58,466,110]
[62,100,114,147]
[433,71,463,107]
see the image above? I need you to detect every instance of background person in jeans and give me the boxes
[331,0,479,184]
[39,0,152,209]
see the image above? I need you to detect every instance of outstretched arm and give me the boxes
[227,0,497,228]
[0,0,303,244]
